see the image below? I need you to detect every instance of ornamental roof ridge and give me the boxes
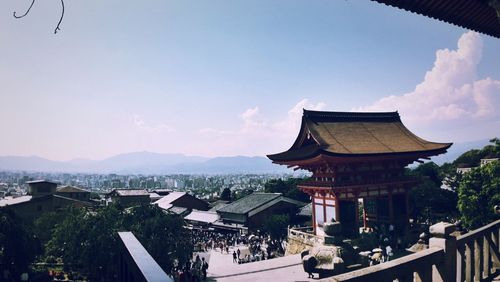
[303,109,400,122]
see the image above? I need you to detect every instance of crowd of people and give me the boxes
[172,255,209,282]
[172,228,289,281]
[190,229,247,252]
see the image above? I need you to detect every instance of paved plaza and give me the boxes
[196,245,318,282]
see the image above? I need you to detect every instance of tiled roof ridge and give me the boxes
[303,109,400,121]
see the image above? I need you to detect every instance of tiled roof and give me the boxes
[184,210,220,224]
[168,206,188,215]
[57,186,89,193]
[298,203,312,217]
[209,201,229,212]
[154,192,186,206]
[217,193,282,215]
[268,110,451,162]
[371,0,500,39]
[26,180,58,185]
[0,196,32,207]
[112,189,149,196]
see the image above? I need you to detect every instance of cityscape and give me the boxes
[0,171,295,200]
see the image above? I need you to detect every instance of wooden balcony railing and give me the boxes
[118,232,174,282]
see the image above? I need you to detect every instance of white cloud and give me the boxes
[198,99,326,156]
[133,114,174,133]
[273,99,326,133]
[354,31,500,141]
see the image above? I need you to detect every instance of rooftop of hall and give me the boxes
[26,180,59,185]
[217,192,305,215]
[108,189,150,197]
[57,186,90,193]
[267,110,452,163]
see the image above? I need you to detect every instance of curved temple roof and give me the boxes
[267,110,452,163]
[370,0,500,39]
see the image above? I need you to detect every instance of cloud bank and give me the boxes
[197,31,499,156]
[199,99,326,156]
[355,32,500,140]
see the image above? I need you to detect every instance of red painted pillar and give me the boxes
[311,194,317,235]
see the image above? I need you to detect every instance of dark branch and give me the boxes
[54,0,65,34]
[13,0,35,19]
[12,0,66,34]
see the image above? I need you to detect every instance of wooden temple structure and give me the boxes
[267,110,452,236]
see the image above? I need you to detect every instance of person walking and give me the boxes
[201,257,209,280]
[232,251,237,263]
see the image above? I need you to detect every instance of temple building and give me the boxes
[267,110,451,236]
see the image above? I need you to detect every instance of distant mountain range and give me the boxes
[0,139,492,174]
[0,152,291,174]
[430,138,492,165]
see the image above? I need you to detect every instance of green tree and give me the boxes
[265,178,309,203]
[458,161,500,230]
[33,210,71,249]
[0,209,40,280]
[220,187,231,201]
[409,179,458,224]
[45,204,192,281]
[408,162,458,224]
[262,214,290,240]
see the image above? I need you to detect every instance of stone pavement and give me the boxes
[196,245,317,282]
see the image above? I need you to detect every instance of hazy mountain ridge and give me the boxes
[0,139,491,174]
[0,152,288,174]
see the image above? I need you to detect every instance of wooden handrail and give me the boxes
[457,219,500,245]
[329,247,444,282]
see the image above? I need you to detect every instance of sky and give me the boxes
[0,0,499,161]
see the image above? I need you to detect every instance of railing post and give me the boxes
[483,234,491,279]
[429,222,457,282]
[474,238,483,281]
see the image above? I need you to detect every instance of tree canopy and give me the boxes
[408,162,458,224]
[458,160,500,230]
[0,209,40,280]
[220,187,231,201]
[44,204,192,280]
[453,138,500,168]
[262,214,290,240]
[264,178,309,203]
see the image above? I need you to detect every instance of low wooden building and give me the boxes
[0,180,92,220]
[108,189,150,207]
[217,193,306,230]
[154,192,210,211]
[56,185,91,202]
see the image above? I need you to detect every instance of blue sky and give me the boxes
[1,0,499,161]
